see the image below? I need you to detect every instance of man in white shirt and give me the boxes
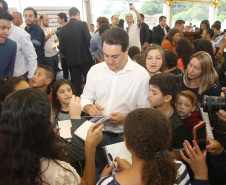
[125,5,142,50]
[80,28,150,179]
[41,14,59,82]
[12,11,26,29]
[9,24,37,83]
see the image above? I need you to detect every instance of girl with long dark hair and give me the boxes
[0,88,103,185]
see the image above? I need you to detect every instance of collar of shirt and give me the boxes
[25,23,38,33]
[43,27,51,34]
[167,106,174,118]
[69,18,78,21]
[103,57,134,74]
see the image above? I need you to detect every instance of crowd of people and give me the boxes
[0,0,226,184]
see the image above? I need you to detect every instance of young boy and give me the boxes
[175,90,201,136]
[149,72,189,160]
[31,64,54,94]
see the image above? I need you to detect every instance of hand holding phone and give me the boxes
[129,3,133,10]
[193,121,207,150]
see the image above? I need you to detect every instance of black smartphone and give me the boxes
[193,121,207,150]
[129,3,133,10]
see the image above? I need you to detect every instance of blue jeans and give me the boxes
[95,132,123,182]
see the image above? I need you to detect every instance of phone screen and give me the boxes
[194,122,207,150]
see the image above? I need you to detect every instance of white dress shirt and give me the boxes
[43,28,58,57]
[9,25,37,79]
[90,31,95,38]
[161,26,167,35]
[19,22,26,29]
[127,24,141,50]
[80,57,150,133]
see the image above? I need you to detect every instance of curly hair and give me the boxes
[0,88,76,185]
[124,108,177,185]
[52,79,75,119]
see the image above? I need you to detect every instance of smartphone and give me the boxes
[193,121,207,150]
[129,3,133,10]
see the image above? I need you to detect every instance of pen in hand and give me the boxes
[108,153,114,164]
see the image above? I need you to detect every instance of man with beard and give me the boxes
[24,7,45,65]
[41,14,59,82]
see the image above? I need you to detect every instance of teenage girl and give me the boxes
[52,79,75,126]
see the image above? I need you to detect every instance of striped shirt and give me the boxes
[97,160,191,185]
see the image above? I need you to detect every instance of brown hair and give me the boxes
[159,16,166,22]
[176,90,197,107]
[174,20,185,27]
[124,108,177,185]
[96,16,109,25]
[38,64,54,82]
[0,76,26,103]
[166,29,180,46]
[165,49,178,69]
[101,28,129,52]
[149,72,181,101]
[184,51,218,95]
[142,44,166,72]
[52,79,75,119]
[176,38,194,69]
[211,23,221,31]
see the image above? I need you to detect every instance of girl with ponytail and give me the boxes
[97,108,190,185]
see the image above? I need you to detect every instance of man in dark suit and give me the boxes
[139,14,150,51]
[152,16,170,45]
[59,7,93,96]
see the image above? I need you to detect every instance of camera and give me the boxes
[203,95,226,113]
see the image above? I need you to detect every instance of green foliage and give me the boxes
[140,0,163,15]
[100,2,114,15]
[172,3,209,22]
[172,2,193,15]
[217,14,226,22]
[217,0,226,16]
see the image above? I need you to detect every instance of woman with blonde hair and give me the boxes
[142,44,166,78]
[179,51,221,105]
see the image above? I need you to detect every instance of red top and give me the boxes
[177,58,185,73]
[183,111,201,134]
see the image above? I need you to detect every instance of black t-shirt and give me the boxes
[169,109,190,151]
[169,68,183,75]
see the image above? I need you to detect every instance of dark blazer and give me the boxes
[140,22,150,45]
[59,18,93,66]
[152,24,170,45]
